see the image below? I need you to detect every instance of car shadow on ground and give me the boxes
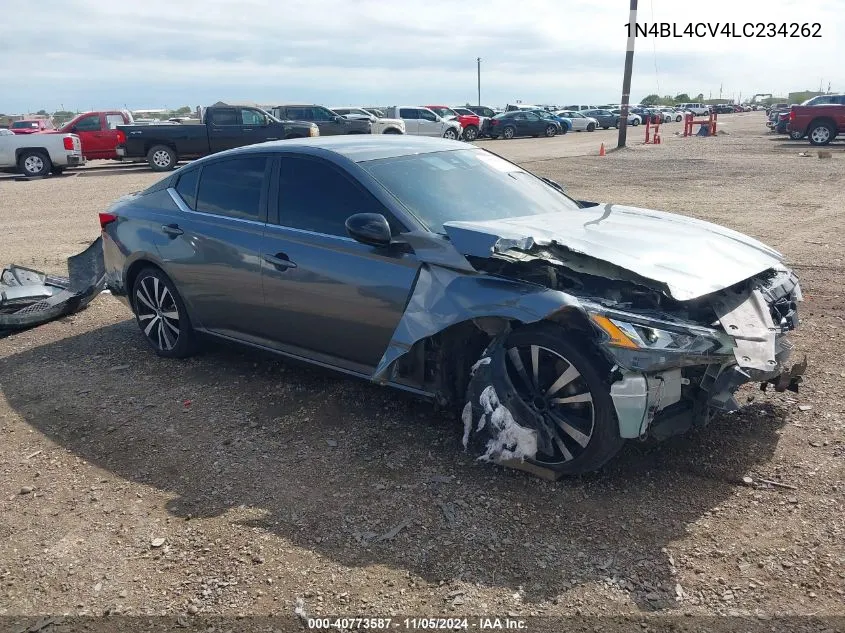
[0,320,788,610]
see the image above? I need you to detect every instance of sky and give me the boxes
[1,0,842,113]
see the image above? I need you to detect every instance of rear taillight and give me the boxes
[491,119,499,126]
[63,136,74,150]
[99,212,118,230]
[789,110,795,121]
[116,130,126,144]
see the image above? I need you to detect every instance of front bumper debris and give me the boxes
[606,270,805,439]
[0,237,106,335]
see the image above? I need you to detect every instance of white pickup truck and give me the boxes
[0,129,85,176]
[379,106,462,139]
[331,107,406,134]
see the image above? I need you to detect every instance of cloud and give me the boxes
[0,0,841,113]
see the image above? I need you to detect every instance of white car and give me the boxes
[0,131,84,176]
[609,109,642,126]
[658,108,682,123]
[679,102,710,116]
[556,110,599,132]
[331,107,405,134]
[380,106,462,139]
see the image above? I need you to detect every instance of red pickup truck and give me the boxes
[788,105,845,145]
[425,105,481,141]
[54,110,134,160]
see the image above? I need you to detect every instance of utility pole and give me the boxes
[617,0,638,148]
[477,57,481,106]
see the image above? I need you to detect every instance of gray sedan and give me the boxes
[101,136,803,478]
[582,109,620,129]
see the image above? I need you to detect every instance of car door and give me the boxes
[417,108,442,136]
[259,154,419,371]
[70,114,107,158]
[312,106,344,135]
[522,111,544,135]
[398,108,420,135]
[206,107,242,152]
[155,155,270,339]
[237,107,283,145]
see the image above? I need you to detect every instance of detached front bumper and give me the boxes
[601,270,804,439]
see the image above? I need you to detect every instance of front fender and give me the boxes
[371,263,584,383]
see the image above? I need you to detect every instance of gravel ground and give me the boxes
[1,114,843,628]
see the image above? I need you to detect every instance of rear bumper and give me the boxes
[116,146,126,157]
[66,154,85,166]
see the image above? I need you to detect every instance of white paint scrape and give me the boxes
[461,401,473,448]
[470,356,491,376]
[472,385,538,462]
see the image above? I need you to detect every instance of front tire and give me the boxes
[631,118,640,126]
[789,130,804,140]
[147,145,177,171]
[18,150,51,177]
[131,267,198,358]
[586,123,596,132]
[443,128,459,140]
[544,125,557,137]
[464,324,624,476]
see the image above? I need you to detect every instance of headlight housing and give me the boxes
[586,306,734,370]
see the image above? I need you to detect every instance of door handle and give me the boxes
[263,253,297,269]
[265,137,279,141]
[162,223,184,237]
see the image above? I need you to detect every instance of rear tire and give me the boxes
[502,126,516,140]
[131,267,198,358]
[789,129,804,140]
[464,323,624,476]
[147,145,177,171]
[18,150,51,177]
[463,125,478,141]
[808,122,835,146]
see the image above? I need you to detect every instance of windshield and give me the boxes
[430,107,456,118]
[360,148,582,234]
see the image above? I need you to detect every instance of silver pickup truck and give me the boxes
[0,129,85,176]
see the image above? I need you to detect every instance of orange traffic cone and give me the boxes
[599,143,606,156]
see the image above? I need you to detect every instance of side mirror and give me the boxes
[334,115,344,123]
[345,213,392,247]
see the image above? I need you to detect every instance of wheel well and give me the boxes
[14,147,49,162]
[809,117,836,131]
[400,309,608,409]
[125,259,163,307]
[382,128,402,134]
[284,134,305,139]
[145,141,177,156]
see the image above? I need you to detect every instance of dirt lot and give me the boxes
[1,113,843,627]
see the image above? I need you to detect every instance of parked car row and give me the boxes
[768,95,845,145]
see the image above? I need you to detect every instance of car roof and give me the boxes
[206,135,470,163]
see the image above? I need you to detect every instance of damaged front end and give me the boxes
[0,237,106,336]
[582,267,804,441]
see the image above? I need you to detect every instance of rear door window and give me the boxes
[209,108,239,126]
[105,114,125,129]
[399,108,419,119]
[195,157,269,221]
[175,168,200,209]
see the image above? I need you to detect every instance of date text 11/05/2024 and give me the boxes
[625,22,821,38]
[307,617,527,630]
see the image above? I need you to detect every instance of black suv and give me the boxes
[270,105,372,136]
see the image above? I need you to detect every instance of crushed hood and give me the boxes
[443,204,785,301]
